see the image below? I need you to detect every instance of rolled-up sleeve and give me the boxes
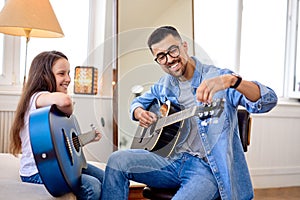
[130,99,145,121]
[242,81,278,113]
[130,88,159,121]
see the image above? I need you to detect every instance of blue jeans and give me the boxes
[100,149,220,200]
[21,163,104,200]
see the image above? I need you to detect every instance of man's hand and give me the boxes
[134,107,157,128]
[196,74,261,102]
[196,75,230,103]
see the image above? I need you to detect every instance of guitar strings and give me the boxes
[72,136,80,149]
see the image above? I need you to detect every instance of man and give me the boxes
[101,26,278,200]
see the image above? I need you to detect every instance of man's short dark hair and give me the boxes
[147,26,182,52]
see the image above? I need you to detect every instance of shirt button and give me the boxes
[258,103,262,110]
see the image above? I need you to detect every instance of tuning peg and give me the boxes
[90,123,96,130]
[212,101,217,107]
[204,111,209,116]
[204,103,211,107]
[201,120,208,126]
[200,117,219,127]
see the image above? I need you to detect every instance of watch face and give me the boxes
[232,72,241,78]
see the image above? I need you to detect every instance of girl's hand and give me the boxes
[93,130,102,142]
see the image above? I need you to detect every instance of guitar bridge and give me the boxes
[62,129,74,166]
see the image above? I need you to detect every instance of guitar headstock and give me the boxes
[194,98,225,120]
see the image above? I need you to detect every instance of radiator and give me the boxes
[0,111,15,153]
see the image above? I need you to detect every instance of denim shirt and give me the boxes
[130,57,278,200]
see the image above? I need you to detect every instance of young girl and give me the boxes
[10,51,104,200]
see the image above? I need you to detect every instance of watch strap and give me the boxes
[230,73,242,88]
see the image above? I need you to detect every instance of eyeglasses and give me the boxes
[154,44,181,65]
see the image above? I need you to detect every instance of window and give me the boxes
[0,0,4,75]
[287,0,300,98]
[0,0,107,93]
[194,0,240,71]
[194,0,287,97]
[20,0,90,92]
[0,0,18,88]
[294,0,300,94]
[0,36,3,75]
[240,0,287,97]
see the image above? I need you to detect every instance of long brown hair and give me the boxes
[10,51,68,156]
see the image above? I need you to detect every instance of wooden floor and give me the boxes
[254,186,300,200]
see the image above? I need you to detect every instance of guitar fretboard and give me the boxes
[74,130,96,148]
[155,106,197,130]
[153,99,223,131]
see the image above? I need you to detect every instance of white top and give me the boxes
[19,91,49,176]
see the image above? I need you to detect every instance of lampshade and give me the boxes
[0,0,64,38]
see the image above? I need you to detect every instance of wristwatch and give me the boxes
[230,73,242,88]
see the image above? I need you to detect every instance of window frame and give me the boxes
[0,0,22,90]
[286,0,300,99]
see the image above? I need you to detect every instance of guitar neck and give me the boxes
[77,130,96,147]
[155,106,196,130]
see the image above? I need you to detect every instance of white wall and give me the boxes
[246,100,300,188]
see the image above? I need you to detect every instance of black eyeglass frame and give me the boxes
[154,44,181,65]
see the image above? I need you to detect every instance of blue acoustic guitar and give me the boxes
[29,105,97,197]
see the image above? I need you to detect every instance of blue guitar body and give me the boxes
[29,105,87,197]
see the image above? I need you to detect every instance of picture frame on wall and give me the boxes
[74,66,98,95]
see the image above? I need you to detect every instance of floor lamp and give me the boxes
[0,0,64,86]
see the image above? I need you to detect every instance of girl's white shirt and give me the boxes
[19,91,49,177]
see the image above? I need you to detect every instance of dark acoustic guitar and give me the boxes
[29,105,97,197]
[131,98,224,157]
